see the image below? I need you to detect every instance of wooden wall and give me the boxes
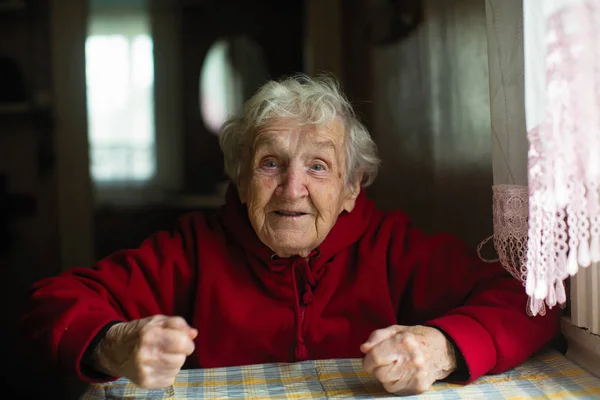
[342,0,494,247]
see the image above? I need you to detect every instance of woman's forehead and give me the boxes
[252,119,345,148]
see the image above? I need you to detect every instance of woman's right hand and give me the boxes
[92,315,197,389]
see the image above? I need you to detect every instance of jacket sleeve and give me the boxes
[20,215,198,383]
[392,224,561,383]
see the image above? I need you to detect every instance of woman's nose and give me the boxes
[277,166,308,200]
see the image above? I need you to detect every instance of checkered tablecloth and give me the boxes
[81,350,600,399]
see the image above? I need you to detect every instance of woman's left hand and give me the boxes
[360,325,457,395]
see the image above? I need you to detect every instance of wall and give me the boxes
[0,0,74,397]
[304,0,343,79]
[51,0,94,272]
[0,1,59,281]
[367,0,493,246]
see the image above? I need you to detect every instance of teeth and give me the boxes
[277,211,303,216]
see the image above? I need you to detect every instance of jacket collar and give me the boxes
[219,183,373,270]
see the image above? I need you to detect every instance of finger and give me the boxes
[188,328,198,340]
[163,316,192,332]
[135,353,186,379]
[372,361,398,384]
[397,333,423,364]
[362,339,401,373]
[383,345,431,395]
[163,317,198,339]
[360,326,404,353]
[156,352,187,370]
[133,315,167,334]
[147,314,169,325]
[157,329,196,355]
[385,369,432,396]
[137,372,177,390]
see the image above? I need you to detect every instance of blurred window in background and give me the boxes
[200,35,269,135]
[85,1,155,185]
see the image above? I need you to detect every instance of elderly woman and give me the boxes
[21,75,559,396]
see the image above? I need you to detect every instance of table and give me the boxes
[81,350,600,399]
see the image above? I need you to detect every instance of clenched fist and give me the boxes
[360,325,457,395]
[92,315,197,389]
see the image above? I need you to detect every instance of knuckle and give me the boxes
[177,335,189,352]
[374,328,390,340]
[371,350,386,365]
[363,354,376,373]
[415,370,427,381]
[361,356,370,371]
[137,379,150,389]
[383,382,396,394]
[170,316,186,325]
[135,372,151,388]
[413,371,430,392]
[187,341,196,356]
[373,367,387,382]
[400,333,415,346]
[139,333,153,347]
[412,354,425,368]
[139,324,156,341]
[414,382,429,394]
[170,335,186,353]
[367,330,382,343]
[134,363,147,379]
[174,354,187,366]
[138,330,160,352]
[160,375,176,388]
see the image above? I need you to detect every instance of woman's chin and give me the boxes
[267,240,316,259]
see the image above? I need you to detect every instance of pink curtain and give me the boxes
[524,0,600,316]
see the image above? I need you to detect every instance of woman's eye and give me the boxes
[310,163,325,171]
[262,160,278,169]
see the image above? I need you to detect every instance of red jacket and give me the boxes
[21,186,560,383]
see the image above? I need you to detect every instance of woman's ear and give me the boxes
[341,174,363,213]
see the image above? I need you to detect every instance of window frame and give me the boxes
[86,3,184,207]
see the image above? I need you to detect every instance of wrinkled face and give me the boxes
[239,118,361,258]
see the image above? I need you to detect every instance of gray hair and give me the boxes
[219,74,380,189]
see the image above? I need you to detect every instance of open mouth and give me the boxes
[275,211,307,217]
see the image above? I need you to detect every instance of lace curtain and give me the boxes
[480,0,600,315]
[483,0,600,316]
[481,0,534,311]
[524,0,600,316]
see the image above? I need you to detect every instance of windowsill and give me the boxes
[561,316,600,378]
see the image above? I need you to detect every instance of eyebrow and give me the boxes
[253,136,337,152]
[312,140,336,151]
[253,135,274,150]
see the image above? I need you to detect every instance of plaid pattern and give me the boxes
[81,350,600,399]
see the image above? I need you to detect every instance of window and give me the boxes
[199,35,269,134]
[200,39,242,134]
[85,7,155,185]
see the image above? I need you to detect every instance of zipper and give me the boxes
[300,304,306,328]
[293,257,314,360]
[294,302,308,360]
